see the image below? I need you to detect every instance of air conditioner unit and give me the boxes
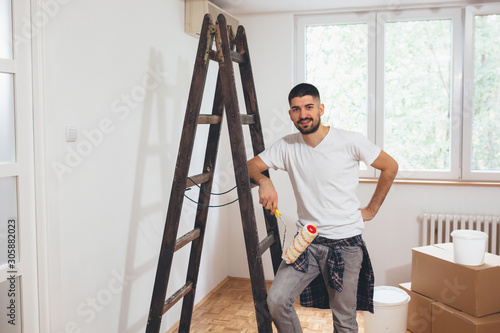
[185,0,239,37]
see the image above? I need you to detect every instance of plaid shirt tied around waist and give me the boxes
[292,234,374,313]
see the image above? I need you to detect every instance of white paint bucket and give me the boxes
[364,286,410,333]
[451,229,488,266]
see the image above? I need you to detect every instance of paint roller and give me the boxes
[272,207,318,264]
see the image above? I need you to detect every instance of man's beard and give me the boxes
[295,117,321,134]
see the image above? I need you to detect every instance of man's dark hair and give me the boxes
[288,83,321,105]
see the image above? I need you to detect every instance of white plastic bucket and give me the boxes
[451,229,488,266]
[364,286,410,333]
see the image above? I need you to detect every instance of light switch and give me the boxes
[65,126,78,142]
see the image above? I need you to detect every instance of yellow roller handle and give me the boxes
[270,205,281,218]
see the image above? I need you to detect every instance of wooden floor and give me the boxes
[166,277,407,333]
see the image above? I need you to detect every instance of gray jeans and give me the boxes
[267,242,363,333]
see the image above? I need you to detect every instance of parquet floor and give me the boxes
[166,277,389,333]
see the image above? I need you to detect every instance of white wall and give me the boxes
[37,0,229,332]
[230,12,500,287]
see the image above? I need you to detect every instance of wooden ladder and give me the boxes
[146,14,282,333]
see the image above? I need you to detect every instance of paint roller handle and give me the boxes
[270,205,281,218]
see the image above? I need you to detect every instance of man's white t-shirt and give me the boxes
[259,127,381,240]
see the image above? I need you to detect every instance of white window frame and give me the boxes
[295,7,471,181]
[462,3,500,181]
[295,12,377,178]
[0,0,40,332]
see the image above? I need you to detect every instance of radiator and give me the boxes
[419,213,500,255]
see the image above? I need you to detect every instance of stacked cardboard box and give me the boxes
[399,243,500,333]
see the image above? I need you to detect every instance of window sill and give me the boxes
[359,178,500,187]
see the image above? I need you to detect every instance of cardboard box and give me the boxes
[432,302,500,333]
[411,243,500,317]
[399,282,436,333]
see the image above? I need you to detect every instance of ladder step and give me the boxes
[209,50,218,62]
[209,49,245,64]
[198,114,222,124]
[188,173,255,190]
[198,114,253,125]
[163,282,193,314]
[186,173,210,188]
[230,50,245,64]
[240,114,255,125]
[258,233,275,255]
[175,228,201,252]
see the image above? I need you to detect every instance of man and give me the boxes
[247,83,398,332]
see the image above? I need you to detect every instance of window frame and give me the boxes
[0,0,40,332]
[294,6,500,182]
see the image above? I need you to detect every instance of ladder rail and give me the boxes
[146,15,215,333]
[178,71,225,332]
[215,14,273,332]
[235,25,282,274]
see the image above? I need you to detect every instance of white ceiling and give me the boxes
[210,0,493,15]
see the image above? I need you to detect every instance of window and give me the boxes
[463,5,500,181]
[297,12,376,176]
[0,72,15,163]
[305,22,369,136]
[384,19,452,172]
[296,5,500,181]
[471,15,500,171]
[0,0,12,59]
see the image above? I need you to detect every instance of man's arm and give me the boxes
[247,156,279,216]
[360,150,398,222]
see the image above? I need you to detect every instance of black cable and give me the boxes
[184,176,239,207]
[183,194,239,208]
[186,176,237,195]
